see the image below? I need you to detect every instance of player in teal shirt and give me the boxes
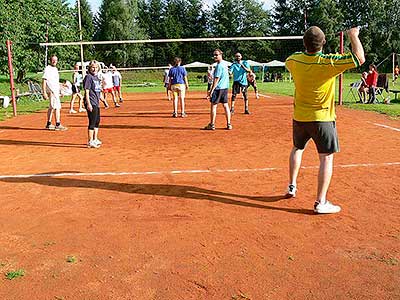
[229,52,251,114]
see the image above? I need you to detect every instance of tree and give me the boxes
[209,0,273,62]
[95,0,147,66]
[0,0,77,81]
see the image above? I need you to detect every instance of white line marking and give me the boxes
[371,122,400,132]
[0,162,399,180]
[258,93,272,98]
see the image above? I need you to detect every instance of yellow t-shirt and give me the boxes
[286,52,360,122]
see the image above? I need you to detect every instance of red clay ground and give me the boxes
[0,91,399,300]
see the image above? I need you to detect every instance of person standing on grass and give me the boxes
[42,55,67,131]
[229,52,251,115]
[168,57,189,117]
[69,63,85,114]
[285,26,365,214]
[366,64,378,104]
[204,49,232,130]
[83,60,103,149]
[111,65,123,103]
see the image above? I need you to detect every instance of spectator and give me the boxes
[394,64,399,82]
[366,64,378,104]
[358,71,369,103]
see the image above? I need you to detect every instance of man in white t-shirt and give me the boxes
[42,55,67,130]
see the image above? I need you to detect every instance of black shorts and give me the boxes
[293,120,339,153]
[248,81,257,89]
[72,84,80,94]
[232,81,247,96]
[210,89,228,104]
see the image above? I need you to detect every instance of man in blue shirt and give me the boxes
[204,49,232,130]
[229,52,251,114]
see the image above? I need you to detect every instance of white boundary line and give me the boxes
[0,162,399,180]
[371,122,400,132]
[257,93,272,98]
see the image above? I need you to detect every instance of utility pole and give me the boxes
[77,0,86,77]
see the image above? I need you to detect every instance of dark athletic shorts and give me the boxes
[232,81,248,96]
[210,89,228,104]
[72,84,80,94]
[293,120,339,153]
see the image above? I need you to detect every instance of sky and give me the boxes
[67,0,276,15]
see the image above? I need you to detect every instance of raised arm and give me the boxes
[347,27,365,65]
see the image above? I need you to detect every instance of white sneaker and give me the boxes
[286,184,297,198]
[69,109,77,114]
[87,140,100,149]
[314,201,341,214]
[78,108,86,112]
[94,139,102,146]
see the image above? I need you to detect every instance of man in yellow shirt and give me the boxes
[285,26,365,214]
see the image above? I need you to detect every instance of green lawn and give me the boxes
[0,71,399,122]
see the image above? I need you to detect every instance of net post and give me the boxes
[338,31,344,105]
[6,40,17,117]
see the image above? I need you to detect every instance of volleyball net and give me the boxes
[36,36,304,89]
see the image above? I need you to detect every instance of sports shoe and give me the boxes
[45,124,55,130]
[256,93,260,99]
[181,112,187,118]
[286,184,297,198]
[119,98,123,103]
[94,139,102,146]
[69,109,77,114]
[172,112,178,118]
[313,200,341,214]
[230,107,235,115]
[54,124,68,131]
[115,103,120,107]
[78,108,86,113]
[203,123,215,130]
[244,110,251,115]
[87,140,100,149]
[226,123,233,130]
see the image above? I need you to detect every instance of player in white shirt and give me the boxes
[42,55,67,130]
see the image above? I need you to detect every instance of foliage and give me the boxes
[0,0,78,81]
[5,269,25,280]
[94,0,147,67]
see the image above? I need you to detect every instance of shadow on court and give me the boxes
[0,126,47,131]
[100,124,202,130]
[0,175,313,215]
[0,139,85,148]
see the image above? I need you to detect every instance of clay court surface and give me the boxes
[0,91,399,299]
